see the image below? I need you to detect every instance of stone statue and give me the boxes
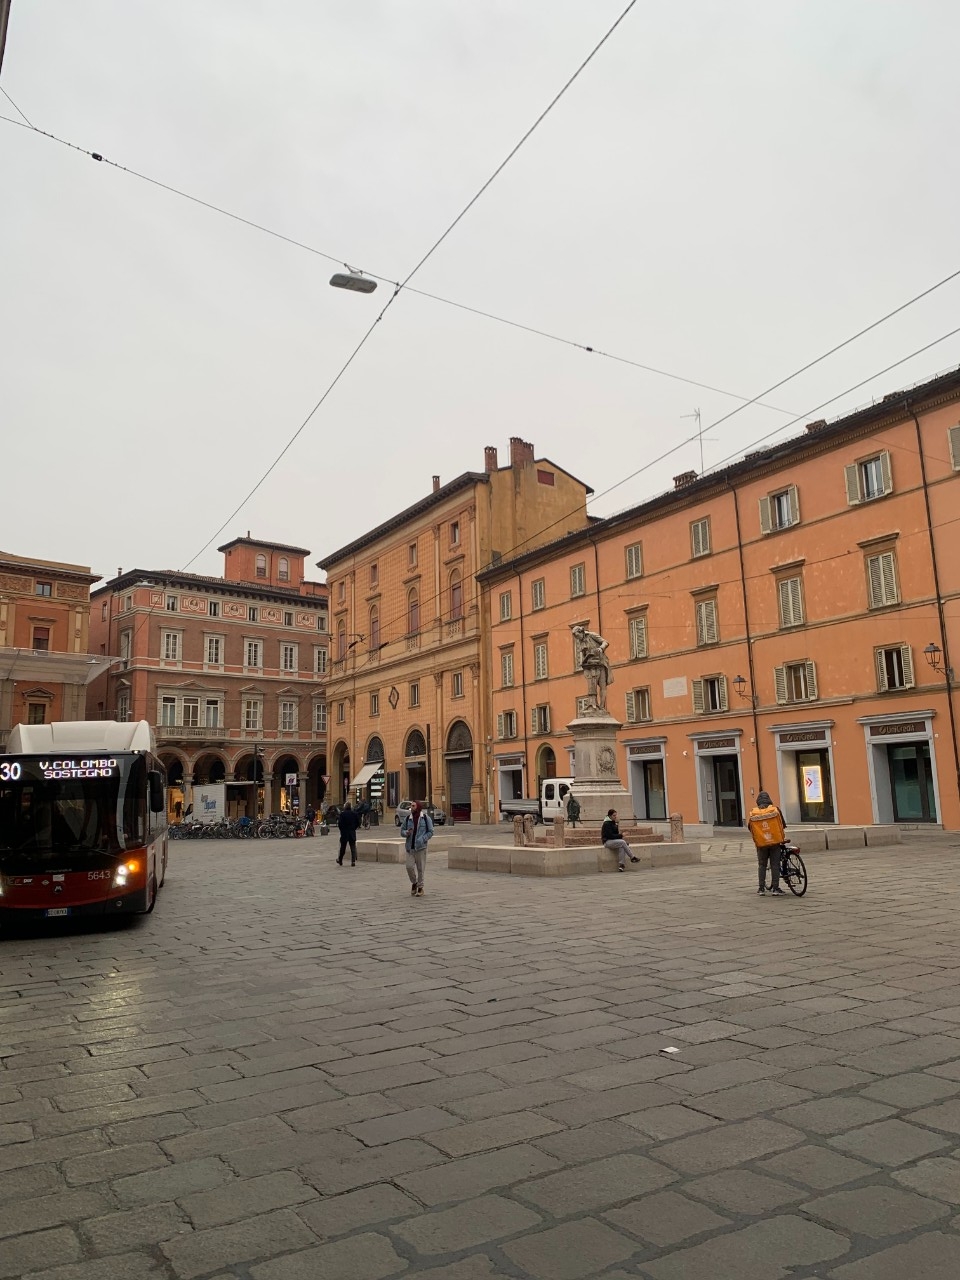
[572,624,612,711]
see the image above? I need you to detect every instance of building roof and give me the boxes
[317,456,593,569]
[478,363,960,582]
[0,552,100,585]
[90,567,329,605]
[216,536,312,556]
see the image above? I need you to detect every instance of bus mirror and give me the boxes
[148,771,165,813]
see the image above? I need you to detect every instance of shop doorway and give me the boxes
[641,758,667,821]
[796,750,835,822]
[712,756,742,826]
[888,743,937,822]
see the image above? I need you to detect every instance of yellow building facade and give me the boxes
[317,439,591,823]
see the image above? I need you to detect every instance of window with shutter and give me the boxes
[866,551,899,608]
[629,614,648,659]
[876,645,915,691]
[570,564,586,597]
[777,576,804,628]
[534,640,548,680]
[949,425,960,471]
[804,660,818,700]
[625,690,637,722]
[501,651,514,687]
[499,591,512,621]
[774,665,788,704]
[696,598,719,646]
[844,463,861,505]
[692,679,705,713]
[625,543,643,579]
[531,578,546,610]
[497,712,505,739]
[690,518,711,558]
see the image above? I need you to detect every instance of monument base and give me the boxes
[567,712,632,823]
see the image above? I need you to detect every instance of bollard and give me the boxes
[513,815,525,847]
[552,816,566,848]
[522,814,535,846]
[669,813,685,844]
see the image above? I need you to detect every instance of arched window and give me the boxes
[449,571,463,621]
[337,621,347,661]
[255,553,267,578]
[278,557,289,582]
[407,588,420,635]
[369,606,380,651]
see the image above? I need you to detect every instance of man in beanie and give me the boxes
[747,790,786,896]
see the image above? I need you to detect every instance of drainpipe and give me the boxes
[516,572,531,794]
[731,486,764,790]
[907,403,960,803]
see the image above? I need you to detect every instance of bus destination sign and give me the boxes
[0,758,120,782]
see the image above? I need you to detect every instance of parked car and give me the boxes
[394,800,447,827]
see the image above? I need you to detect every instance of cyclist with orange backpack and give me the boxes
[747,790,786,896]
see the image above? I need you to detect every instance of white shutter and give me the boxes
[696,599,718,646]
[866,555,884,608]
[900,645,915,689]
[845,463,861,505]
[804,660,818,700]
[880,551,898,605]
[497,712,504,740]
[879,450,893,495]
[625,690,637,723]
[543,705,551,733]
[774,665,788,704]
[759,497,772,535]
[788,484,800,525]
[531,707,539,735]
[777,579,791,626]
[692,679,705,713]
[875,648,888,692]
[718,676,728,711]
[949,425,960,470]
[630,615,648,659]
[789,577,803,624]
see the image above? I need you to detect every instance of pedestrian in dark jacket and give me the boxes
[337,803,361,866]
[601,808,639,871]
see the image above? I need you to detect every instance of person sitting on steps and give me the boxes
[601,808,639,871]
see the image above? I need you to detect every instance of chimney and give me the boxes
[117,567,122,577]
[509,437,535,467]
[673,470,698,489]
[805,420,827,433]
[432,475,440,493]
[484,445,498,472]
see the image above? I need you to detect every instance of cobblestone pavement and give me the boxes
[1,835,959,1279]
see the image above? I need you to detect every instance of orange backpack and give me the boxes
[748,804,785,848]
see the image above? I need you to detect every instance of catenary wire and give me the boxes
[0,106,795,414]
[0,87,33,127]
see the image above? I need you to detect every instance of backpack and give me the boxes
[748,804,785,848]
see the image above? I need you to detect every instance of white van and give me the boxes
[540,778,576,822]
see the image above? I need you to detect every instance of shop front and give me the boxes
[496,752,525,814]
[626,739,668,821]
[771,722,837,824]
[860,711,941,824]
[692,731,744,827]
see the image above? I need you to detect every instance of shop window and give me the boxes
[625,687,652,723]
[846,451,892,504]
[531,704,551,734]
[690,517,711,558]
[497,710,518,739]
[775,660,818,703]
[865,550,900,609]
[760,484,800,533]
[629,614,648,659]
[876,645,915,692]
[570,563,586,598]
[625,543,643,579]
[695,598,719,646]
[692,675,727,713]
[533,640,548,680]
[531,578,545,610]
[777,576,804,628]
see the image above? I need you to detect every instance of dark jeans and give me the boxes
[338,834,357,863]
[757,846,780,891]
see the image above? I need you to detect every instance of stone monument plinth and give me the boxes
[567,711,632,823]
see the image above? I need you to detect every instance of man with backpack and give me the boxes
[747,790,786,896]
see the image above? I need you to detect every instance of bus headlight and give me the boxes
[113,861,138,888]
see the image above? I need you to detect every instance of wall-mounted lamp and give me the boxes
[733,674,758,707]
[923,642,954,680]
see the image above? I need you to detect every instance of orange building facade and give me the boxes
[0,550,108,748]
[86,537,328,820]
[317,439,592,823]
[480,368,960,831]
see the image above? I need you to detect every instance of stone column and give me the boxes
[669,813,685,843]
[513,815,524,847]
[522,814,535,846]
[552,816,566,848]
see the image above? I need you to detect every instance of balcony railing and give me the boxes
[156,725,227,740]
[406,633,420,651]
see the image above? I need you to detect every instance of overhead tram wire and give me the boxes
[0,87,33,128]
[318,326,960,703]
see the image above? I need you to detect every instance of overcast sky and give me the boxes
[3,1,959,582]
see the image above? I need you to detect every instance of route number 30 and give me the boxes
[0,763,22,781]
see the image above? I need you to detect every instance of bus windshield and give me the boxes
[0,755,147,872]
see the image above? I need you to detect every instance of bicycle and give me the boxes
[765,842,808,897]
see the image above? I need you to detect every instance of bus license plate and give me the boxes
[45,908,71,918]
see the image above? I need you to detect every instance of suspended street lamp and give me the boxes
[329,265,378,295]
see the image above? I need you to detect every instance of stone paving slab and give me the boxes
[1,836,960,1278]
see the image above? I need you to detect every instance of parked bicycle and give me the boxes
[765,842,808,896]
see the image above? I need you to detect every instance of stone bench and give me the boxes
[448,842,701,876]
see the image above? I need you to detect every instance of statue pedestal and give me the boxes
[567,713,632,823]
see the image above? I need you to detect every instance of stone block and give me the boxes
[392,1194,541,1255]
[545,849,601,876]
[376,843,403,864]
[502,1217,636,1279]
[825,828,866,850]
[651,844,701,867]
[476,848,512,875]
[794,830,827,851]
[447,847,478,871]
[865,824,902,846]
[510,849,550,876]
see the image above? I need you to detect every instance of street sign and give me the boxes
[285,773,298,787]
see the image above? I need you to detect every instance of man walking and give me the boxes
[602,808,639,871]
[566,791,581,828]
[402,801,434,897]
[336,802,361,866]
[747,790,786,896]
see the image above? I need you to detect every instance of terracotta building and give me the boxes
[317,439,592,823]
[0,550,109,748]
[86,537,329,820]
[480,368,960,831]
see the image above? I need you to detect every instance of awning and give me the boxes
[349,761,385,788]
